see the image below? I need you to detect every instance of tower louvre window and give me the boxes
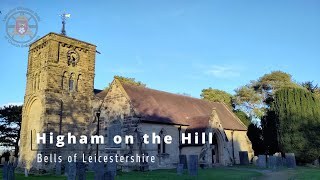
[69,73,75,91]
[62,72,67,90]
[69,79,74,91]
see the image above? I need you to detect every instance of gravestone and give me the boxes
[179,155,188,169]
[104,171,115,180]
[68,162,77,180]
[239,151,249,165]
[8,163,16,180]
[88,163,95,171]
[9,152,15,163]
[1,157,6,164]
[177,164,184,175]
[77,162,86,180]
[252,156,258,165]
[188,155,198,176]
[24,168,29,177]
[268,156,277,169]
[107,154,117,177]
[313,159,319,167]
[276,157,283,167]
[93,162,105,180]
[64,162,69,176]
[56,162,62,176]
[2,162,8,180]
[258,155,266,168]
[285,153,296,168]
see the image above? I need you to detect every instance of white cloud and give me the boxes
[205,65,241,78]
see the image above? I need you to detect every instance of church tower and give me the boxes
[19,32,97,170]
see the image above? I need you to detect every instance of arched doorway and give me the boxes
[211,131,224,165]
[21,98,43,169]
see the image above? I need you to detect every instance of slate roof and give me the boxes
[95,81,247,131]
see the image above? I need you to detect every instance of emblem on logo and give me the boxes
[3,7,40,47]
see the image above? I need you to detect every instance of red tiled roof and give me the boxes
[96,81,247,131]
[117,83,247,130]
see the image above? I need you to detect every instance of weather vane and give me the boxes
[59,12,71,36]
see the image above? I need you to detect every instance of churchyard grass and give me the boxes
[294,167,320,180]
[0,167,262,179]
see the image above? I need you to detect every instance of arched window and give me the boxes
[158,129,166,154]
[61,72,67,90]
[76,74,82,92]
[108,120,121,148]
[69,73,75,91]
[37,73,40,90]
[33,74,36,92]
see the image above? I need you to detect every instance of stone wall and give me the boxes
[139,123,180,169]
[224,130,253,164]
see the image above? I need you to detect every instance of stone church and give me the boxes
[19,32,253,171]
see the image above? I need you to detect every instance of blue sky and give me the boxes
[0,0,319,106]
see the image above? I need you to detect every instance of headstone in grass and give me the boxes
[258,155,266,168]
[268,156,277,169]
[313,159,319,167]
[93,162,105,180]
[64,162,69,176]
[88,162,95,171]
[239,151,249,165]
[104,171,115,180]
[68,162,77,180]
[107,154,117,177]
[8,163,16,180]
[285,153,296,168]
[177,164,184,175]
[24,168,29,177]
[77,162,86,180]
[275,156,283,167]
[2,162,8,180]
[252,156,258,165]
[56,162,62,176]
[1,157,5,164]
[179,155,188,169]
[188,155,198,176]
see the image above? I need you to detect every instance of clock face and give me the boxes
[67,50,79,66]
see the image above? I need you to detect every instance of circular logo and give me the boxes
[3,7,40,47]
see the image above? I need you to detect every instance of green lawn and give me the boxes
[295,167,320,180]
[0,168,262,180]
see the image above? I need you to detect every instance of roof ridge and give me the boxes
[119,81,221,105]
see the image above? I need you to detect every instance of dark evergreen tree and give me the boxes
[264,88,320,163]
[0,105,22,157]
[247,123,265,155]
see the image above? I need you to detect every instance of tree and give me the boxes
[253,71,300,93]
[301,81,318,93]
[201,88,233,108]
[234,71,301,120]
[114,75,146,87]
[0,105,22,157]
[247,123,265,155]
[104,76,147,91]
[261,110,279,155]
[233,110,251,127]
[265,88,320,163]
[234,86,264,120]
[201,88,251,126]
[302,81,320,99]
